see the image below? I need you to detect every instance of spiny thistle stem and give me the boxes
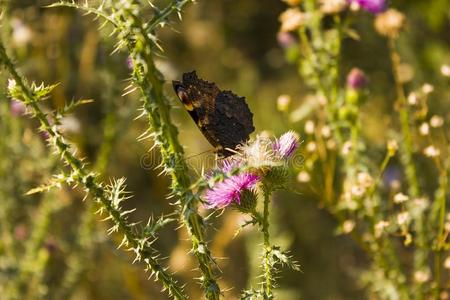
[0,41,188,300]
[110,1,221,298]
[261,186,274,299]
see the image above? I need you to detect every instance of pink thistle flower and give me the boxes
[219,157,243,173]
[205,173,260,209]
[349,0,386,14]
[272,131,299,159]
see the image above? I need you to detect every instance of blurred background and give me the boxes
[0,0,449,299]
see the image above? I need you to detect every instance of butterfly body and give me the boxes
[173,71,254,157]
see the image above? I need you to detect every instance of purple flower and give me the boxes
[10,99,26,117]
[272,131,299,159]
[346,68,368,90]
[205,173,260,209]
[219,157,243,173]
[349,0,386,14]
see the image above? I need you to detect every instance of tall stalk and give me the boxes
[261,186,274,299]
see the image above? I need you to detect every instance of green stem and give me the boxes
[262,187,273,299]
[297,4,344,145]
[347,115,360,179]
[112,2,220,298]
[433,169,448,297]
[367,149,394,200]
[388,37,426,297]
[388,38,419,197]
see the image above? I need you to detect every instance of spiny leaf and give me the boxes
[58,98,94,115]
[46,1,118,27]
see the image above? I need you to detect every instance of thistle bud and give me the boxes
[234,189,258,213]
[347,68,368,90]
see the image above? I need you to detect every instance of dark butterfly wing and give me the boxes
[205,90,255,154]
[172,71,254,157]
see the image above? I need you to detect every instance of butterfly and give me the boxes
[172,71,255,157]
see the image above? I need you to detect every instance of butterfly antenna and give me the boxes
[224,147,240,155]
[185,148,215,161]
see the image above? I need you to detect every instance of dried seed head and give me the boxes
[422,83,434,94]
[387,139,398,155]
[393,192,409,204]
[321,126,331,138]
[397,63,414,83]
[441,64,450,77]
[414,269,430,283]
[341,141,353,155]
[277,94,292,112]
[297,171,311,183]
[390,179,401,190]
[397,211,409,226]
[326,139,337,150]
[320,0,348,14]
[419,122,430,136]
[241,135,274,168]
[374,9,405,38]
[423,145,440,157]
[351,185,365,197]
[412,197,429,211]
[282,0,302,6]
[306,141,317,153]
[374,220,389,238]
[279,8,309,32]
[407,92,418,105]
[11,18,32,47]
[342,220,355,233]
[357,172,373,188]
[304,120,315,134]
[430,115,444,128]
[444,256,450,269]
